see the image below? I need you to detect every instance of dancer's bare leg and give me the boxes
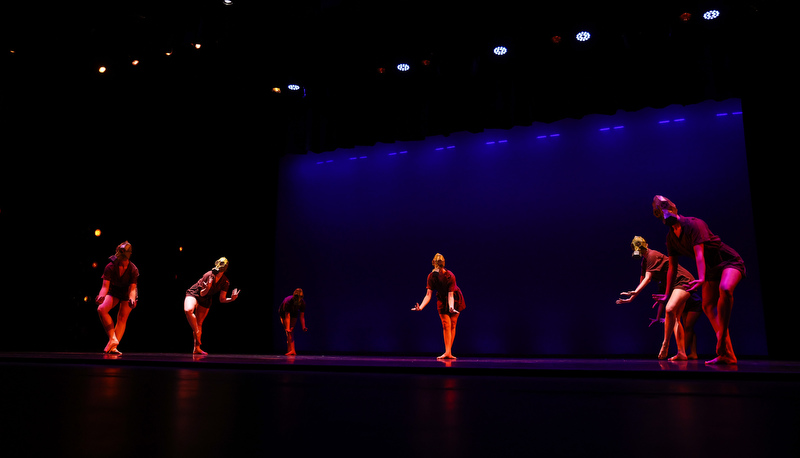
[705,269,741,365]
[97,296,120,353]
[114,301,133,348]
[437,313,459,359]
[682,310,701,359]
[194,305,210,355]
[666,290,689,361]
[184,297,207,354]
[282,314,297,355]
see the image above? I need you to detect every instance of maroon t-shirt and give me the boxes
[666,215,745,280]
[186,271,230,307]
[641,249,694,293]
[278,295,306,319]
[426,269,466,313]
[102,257,139,300]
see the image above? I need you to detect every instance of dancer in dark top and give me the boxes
[653,195,745,364]
[183,257,240,355]
[278,288,307,355]
[96,241,139,355]
[412,253,465,360]
[617,236,702,360]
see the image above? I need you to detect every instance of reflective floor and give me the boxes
[2,352,799,457]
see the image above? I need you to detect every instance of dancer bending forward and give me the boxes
[653,195,745,364]
[183,257,240,354]
[278,288,308,355]
[96,241,139,355]
[617,236,702,360]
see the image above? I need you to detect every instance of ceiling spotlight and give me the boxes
[703,10,720,20]
[288,84,300,91]
[551,36,562,44]
[575,31,591,42]
[131,59,139,66]
[272,87,281,93]
[194,43,202,49]
[223,0,233,5]
[680,12,692,22]
[493,46,508,56]
[397,63,410,72]
[98,66,107,73]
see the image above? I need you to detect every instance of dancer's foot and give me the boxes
[103,337,120,353]
[193,347,208,355]
[285,351,297,356]
[668,352,688,361]
[705,355,737,365]
[687,353,698,360]
[105,347,122,355]
[437,353,457,360]
[657,345,669,360]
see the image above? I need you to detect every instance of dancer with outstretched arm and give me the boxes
[412,253,465,360]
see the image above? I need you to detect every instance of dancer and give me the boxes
[617,236,702,360]
[653,195,745,364]
[412,253,465,359]
[278,288,308,355]
[96,241,139,355]
[183,257,240,355]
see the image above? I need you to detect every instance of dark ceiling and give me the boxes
[3,0,771,158]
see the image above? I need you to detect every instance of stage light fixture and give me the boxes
[98,66,107,73]
[703,10,720,20]
[194,43,202,49]
[551,36,562,44]
[493,46,508,56]
[397,63,410,72]
[576,31,591,42]
[377,67,387,73]
[272,87,281,93]
[94,229,101,236]
[288,84,300,91]
[223,0,233,5]
[680,12,692,22]
[131,59,139,66]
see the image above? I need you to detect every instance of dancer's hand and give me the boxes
[651,294,667,304]
[412,303,421,311]
[231,288,240,300]
[686,279,704,292]
[615,291,636,304]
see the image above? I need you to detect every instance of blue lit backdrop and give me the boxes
[274,98,765,357]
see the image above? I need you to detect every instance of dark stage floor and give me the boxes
[2,352,799,457]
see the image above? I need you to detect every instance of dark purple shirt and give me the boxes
[102,257,139,299]
[641,249,694,292]
[665,215,745,279]
[279,295,306,319]
[186,271,230,307]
